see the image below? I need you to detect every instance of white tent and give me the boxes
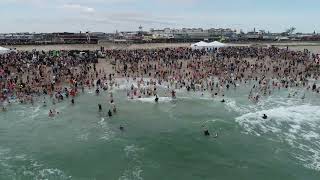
[191,41,210,50]
[0,46,10,54]
[191,41,226,50]
[208,41,226,48]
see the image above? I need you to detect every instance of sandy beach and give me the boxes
[1,42,320,180]
[4,41,320,54]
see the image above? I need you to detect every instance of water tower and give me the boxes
[138,25,143,36]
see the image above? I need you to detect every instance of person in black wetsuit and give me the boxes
[204,129,210,136]
[262,114,268,119]
[120,125,124,131]
[108,109,112,117]
[96,79,101,87]
[98,104,102,111]
[171,90,176,99]
[312,83,317,91]
[155,95,159,102]
[71,98,74,105]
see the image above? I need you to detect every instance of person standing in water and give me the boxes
[171,90,176,99]
[108,109,112,117]
[155,94,159,102]
[43,97,47,107]
[98,104,102,112]
[112,103,117,113]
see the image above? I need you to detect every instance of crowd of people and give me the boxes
[0,46,320,121]
[0,50,102,111]
[107,46,320,101]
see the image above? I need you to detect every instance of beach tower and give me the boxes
[138,25,143,37]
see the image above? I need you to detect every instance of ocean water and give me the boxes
[1,79,320,180]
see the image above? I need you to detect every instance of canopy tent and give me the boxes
[0,46,10,54]
[208,41,226,48]
[191,41,226,50]
[190,41,210,49]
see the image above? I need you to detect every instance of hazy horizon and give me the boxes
[0,0,319,34]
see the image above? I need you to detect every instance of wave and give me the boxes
[130,97,172,103]
[119,145,144,180]
[225,95,308,115]
[0,146,71,179]
[98,118,115,141]
[235,104,320,171]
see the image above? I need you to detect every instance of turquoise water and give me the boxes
[1,80,320,180]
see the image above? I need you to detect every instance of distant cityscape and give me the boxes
[1,26,320,45]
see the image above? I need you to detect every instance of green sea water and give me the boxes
[1,79,320,180]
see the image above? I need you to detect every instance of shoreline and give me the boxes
[3,41,320,52]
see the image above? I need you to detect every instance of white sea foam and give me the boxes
[0,146,71,179]
[77,132,89,141]
[225,99,251,114]
[124,145,144,159]
[130,97,172,103]
[236,104,320,171]
[37,168,71,180]
[114,78,161,90]
[225,95,306,115]
[98,118,115,141]
[178,95,213,101]
[119,166,144,180]
[119,145,144,180]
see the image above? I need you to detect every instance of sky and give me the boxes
[0,0,319,33]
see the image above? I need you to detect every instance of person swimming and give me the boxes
[155,95,159,102]
[120,125,124,131]
[262,114,268,119]
[71,98,75,105]
[204,129,210,136]
[98,104,102,111]
[108,109,112,117]
[221,99,225,103]
[49,109,55,117]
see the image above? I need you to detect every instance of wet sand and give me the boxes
[4,42,320,53]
